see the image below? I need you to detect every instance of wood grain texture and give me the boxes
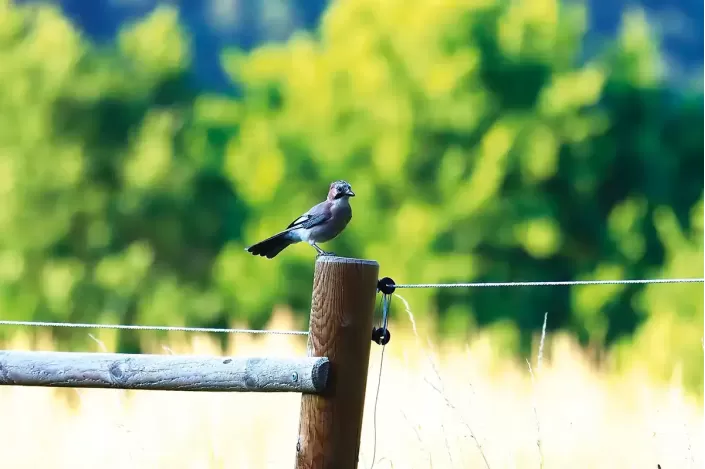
[0,350,329,393]
[295,256,380,469]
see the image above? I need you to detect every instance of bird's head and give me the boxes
[327,180,355,201]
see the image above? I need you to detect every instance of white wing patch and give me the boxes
[289,215,310,227]
[285,214,313,242]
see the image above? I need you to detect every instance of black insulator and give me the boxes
[377,277,396,295]
[371,327,391,345]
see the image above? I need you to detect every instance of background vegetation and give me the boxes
[0,0,702,398]
[1,322,702,468]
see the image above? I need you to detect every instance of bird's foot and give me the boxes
[316,250,336,257]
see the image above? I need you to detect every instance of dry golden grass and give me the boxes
[0,307,702,469]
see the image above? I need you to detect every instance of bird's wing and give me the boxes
[284,201,331,231]
[245,201,332,253]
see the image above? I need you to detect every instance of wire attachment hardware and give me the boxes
[372,279,394,345]
[371,326,391,345]
[377,277,396,295]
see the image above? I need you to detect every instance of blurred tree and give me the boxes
[210,0,703,390]
[0,0,701,393]
[0,2,241,352]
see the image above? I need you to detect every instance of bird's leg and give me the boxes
[310,242,335,257]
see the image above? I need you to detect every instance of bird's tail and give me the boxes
[245,231,295,259]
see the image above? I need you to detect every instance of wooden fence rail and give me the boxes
[0,351,329,393]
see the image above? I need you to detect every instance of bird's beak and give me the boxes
[346,190,355,197]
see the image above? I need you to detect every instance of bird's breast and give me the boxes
[331,201,352,226]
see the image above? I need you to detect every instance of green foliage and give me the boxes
[0,0,701,392]
[0,2,239,351]
[213,0,703,390]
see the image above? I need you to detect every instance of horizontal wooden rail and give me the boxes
[0,350,329,393]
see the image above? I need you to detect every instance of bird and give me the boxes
[245,180,355,259]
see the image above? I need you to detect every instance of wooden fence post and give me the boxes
[295,256,380,469]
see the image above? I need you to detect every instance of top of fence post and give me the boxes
[295,255,380,469]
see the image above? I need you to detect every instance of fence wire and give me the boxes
[0,320,309,335]
[0,277,701,335]
[394,277,704,289]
